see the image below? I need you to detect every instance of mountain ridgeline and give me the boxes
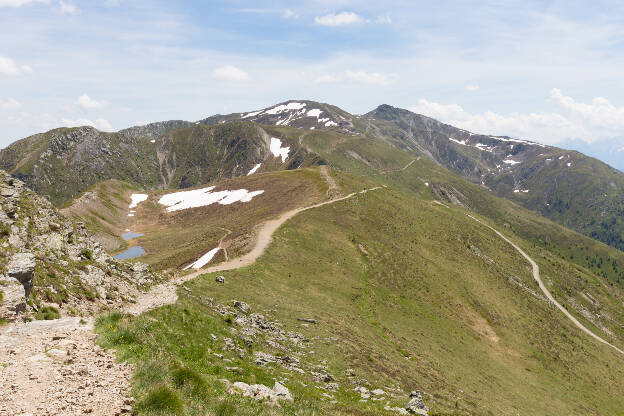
[1,99,623,251]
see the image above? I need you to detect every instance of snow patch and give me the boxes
[184,247,221,270]
[307,109,323,118]
[129,194,148,209]
[270,137,290,162]
[449,138,467,145]
[567,162,572,167]
[242,110,263,118]
[265,102,306,114]
[247,163,261,176]
[325,120,338,127]
[503,159,521,165]
[150,139,156,143]
[158,186,264,212]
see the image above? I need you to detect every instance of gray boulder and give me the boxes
[405,391,429,415]
[8,252,36,298]
[233,300,250,314]
[0,276,27,320]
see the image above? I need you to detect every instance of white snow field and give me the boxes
[129,193,148,209]
[270,137,290,162]
[158,186,264,212]
[183,247,221,270]
[247,163,261,175]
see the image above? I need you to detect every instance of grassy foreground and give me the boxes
[96,174,624,415]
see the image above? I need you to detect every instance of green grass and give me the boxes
[96,174,624,415]
[35,306,60,320]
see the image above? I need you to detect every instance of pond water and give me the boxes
[113,245,146,260]
[122,231,144,240]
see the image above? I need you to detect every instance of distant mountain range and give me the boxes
[1,99,623,252]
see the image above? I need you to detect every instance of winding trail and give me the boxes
[127,181,383,315]
[466,213,624,356]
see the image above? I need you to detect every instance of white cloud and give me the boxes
[214,65,249,81]
[58,0,76,14]
[346,70,396,86]
[75,94,107,109]
[61,117,113,131]
[464,84,480,91]
[315,12,363,27]
[409,89,624,144]
[0,56,32,76]
[314,74,339,84]
[0,0,48,6]
[618,147,624,152]
[0,98,22,110]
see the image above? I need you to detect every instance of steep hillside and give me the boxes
[60,179,140,252]
[0,170,159,321]
[97,169,624,416]
[0,122,322,205]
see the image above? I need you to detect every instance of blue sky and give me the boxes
[1,0,623,161]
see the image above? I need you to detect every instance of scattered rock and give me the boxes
[233,300,250,314]
[297,318,317,323]
[216,275,225,283]
[405,391,429,415]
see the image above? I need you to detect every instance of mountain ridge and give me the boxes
[1,99,623,252]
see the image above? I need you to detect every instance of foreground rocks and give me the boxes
[0,170,161,321]
[222,379,293,406]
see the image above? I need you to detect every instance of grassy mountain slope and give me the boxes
[97,169,624,416]
[60,179,140,252]
[360,105,624,251]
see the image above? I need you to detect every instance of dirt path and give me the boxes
[0,318,133,416]
[127,184,384,315]
[381,159,416,173]
[319,165,338,195]
[466,213,624,356]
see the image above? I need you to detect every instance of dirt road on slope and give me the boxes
[466,213,624,356]
[127,174,383,315]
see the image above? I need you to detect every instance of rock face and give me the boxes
[0,170,160,321]
[7,252,35,298]
[405,391,429,415]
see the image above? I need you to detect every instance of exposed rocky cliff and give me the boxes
[0,170,160,321]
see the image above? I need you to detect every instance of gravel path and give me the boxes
[0,318,133,416]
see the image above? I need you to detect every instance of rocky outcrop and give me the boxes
[222,379,293,406]
[7,252,35,298]
[0,170,160,321]
[405,391,429,415]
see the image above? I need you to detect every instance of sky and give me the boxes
[1,0,623,165]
